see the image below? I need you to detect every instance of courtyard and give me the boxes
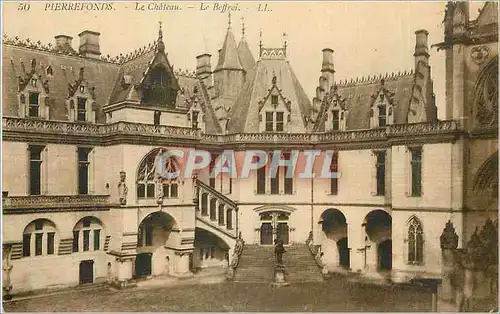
[3,275,433,312]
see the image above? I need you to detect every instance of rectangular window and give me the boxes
[137,184,146,198]
[146,183,155,198]
[29,146,44,196]
[257,166,266,194]
[271,95,278,105]
[35,233,43,256]
[330,152,339,195]
[209,153,217,188]
[192,111,199,129]
[23,233,31,257]
[170,183,178,198]
[265,112,274,131]
[411,148,422,197]
[229,178,232,194]
[283,153,293,195]
[83,230,90,251]
[332,110,340,131]
[154,111,161,126]
[47,232,55,255]
[78,148,90,195]
[28,92,39,117]
[378,105,387,127]
[376,151,386,196]
[94,229,100,251]
[270,166,280,195]
[77,97,87,122]
[73,231,79,252]
[163,184,170,198]
[276,112,284,132]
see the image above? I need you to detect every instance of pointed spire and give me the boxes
[157,21,165,53]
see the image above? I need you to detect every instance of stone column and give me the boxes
[348,220,365,273]
[114,255,136,289]
[439,220,459,302]
[174,251,193,277]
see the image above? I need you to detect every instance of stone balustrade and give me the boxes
[3,116,465,145]
[3,194,111,209]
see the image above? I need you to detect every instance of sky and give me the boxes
[2,1,486,120]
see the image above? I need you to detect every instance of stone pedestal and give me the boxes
[173,251,193,278]
[272,264,290,287]
[441,249,456,302]
[110,255,137,289]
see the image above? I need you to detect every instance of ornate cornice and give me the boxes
[2,117,474,149]
[3,194,114,214]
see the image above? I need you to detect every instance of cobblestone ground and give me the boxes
[3,278,432,312]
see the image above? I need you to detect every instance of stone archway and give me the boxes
[364,210,392,273]
[136,211,178,278]
[193,227,231,271]
[319,208,349,270]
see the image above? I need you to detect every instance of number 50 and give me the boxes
[18,3,30,11]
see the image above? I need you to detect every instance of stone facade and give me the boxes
[2,2,498,296]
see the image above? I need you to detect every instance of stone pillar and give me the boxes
[348,221,365,273]
[439,220,459,302]
[174,251,193,277]
[114,255,135,288]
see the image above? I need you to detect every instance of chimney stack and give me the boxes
[54,35,73,50]
[321,48,335,90]
[196,53,212,86]
[414,29,429,66]
[78,30,101,59]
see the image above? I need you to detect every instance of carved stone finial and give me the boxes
[440,220,459,250]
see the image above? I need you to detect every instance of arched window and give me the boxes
[136,149,180,199]
[22,219,57,257]
[72,217,103,253]
[407,216,423,264]
[475,60,498,128]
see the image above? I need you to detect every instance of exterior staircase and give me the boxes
[283,244,324,282]
[233,245,274,282]
[194,179,238,246]
[233,244,324,283]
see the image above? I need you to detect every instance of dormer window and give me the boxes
[378,104,387,127]
[28,92,40,117]
[77,97,87,122]
[332,110,340,131]
[265,112,274,131]
[272,95,278,105]
[31,78,37,87]
[191,111,199,129]
[46,66,53,76]
[276,112,284,131]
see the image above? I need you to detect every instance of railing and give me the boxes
[3,116,464,144]
[305,231,326,273]
[3,194,111,209]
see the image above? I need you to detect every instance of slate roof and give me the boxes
[227,56,312,133]
[237,39,256,75]
[2,33,221,134]
[214,27,243,72]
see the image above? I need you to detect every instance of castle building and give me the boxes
[2,2,497,294]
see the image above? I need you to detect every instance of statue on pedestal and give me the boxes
[117,171,128,205]
[274,238,286,265]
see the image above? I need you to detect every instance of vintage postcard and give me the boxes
[1,1,498,312]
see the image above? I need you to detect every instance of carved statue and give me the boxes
[274,238,286,265]
[117,171,128,205]
[2,245,12,300]
[440,220,459,250]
